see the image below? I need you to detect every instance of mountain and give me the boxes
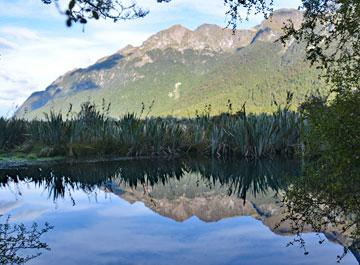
[106,173,352,248]
[16,9,324,119]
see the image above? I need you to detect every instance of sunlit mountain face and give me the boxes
[0,159,358,265]
[16,9,325,119]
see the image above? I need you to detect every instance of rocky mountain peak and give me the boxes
[119,44,135,55]
[140,9,302,53]
[247,9,302,44]
[195,23,223,33]
[141,23,247,52]
[259,8,303,31]
[142,24,192,50]
[160,24,190,43]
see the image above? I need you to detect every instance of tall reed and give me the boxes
[0,100,302,159]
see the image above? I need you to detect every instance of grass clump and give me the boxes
[0,97,302,160]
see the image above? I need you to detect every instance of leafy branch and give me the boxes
[0,216,54,264]
[42,0,149,26]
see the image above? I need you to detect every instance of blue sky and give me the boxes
[0,0,302,117]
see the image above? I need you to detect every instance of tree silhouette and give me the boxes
[0,216,53,264]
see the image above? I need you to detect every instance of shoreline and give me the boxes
[0,155,170,169]
[0,154,299,170]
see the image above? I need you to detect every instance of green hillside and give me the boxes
[16,9,325,119]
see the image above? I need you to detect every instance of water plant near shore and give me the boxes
[0,100,301,160]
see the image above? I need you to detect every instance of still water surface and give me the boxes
[0,159,358,265]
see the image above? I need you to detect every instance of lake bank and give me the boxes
[0,154,176,169]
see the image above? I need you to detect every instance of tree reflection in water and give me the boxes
[278,162,360,263]
[0,215,53,264]
[0,159,297,204]
[1,158,359,263]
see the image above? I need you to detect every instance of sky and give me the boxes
[0,0,302,117]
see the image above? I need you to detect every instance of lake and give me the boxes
[0,159,358,265]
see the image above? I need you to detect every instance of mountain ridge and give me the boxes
[17,9,324,119]
[108,175,352,248]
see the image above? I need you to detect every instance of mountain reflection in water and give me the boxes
[0,159,358,265]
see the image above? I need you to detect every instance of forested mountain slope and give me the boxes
[16,9,323,119]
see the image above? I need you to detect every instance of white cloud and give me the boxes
[0,37,17,50]
[1,26,41,40]
[0,24,152,116]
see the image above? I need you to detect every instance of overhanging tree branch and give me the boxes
[42,0,149,26]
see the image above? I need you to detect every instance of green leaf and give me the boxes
[66,18,72,27]
[69,0,75,10]
[92,11,99,20]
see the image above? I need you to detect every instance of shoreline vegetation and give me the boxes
[0,96,301,166]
